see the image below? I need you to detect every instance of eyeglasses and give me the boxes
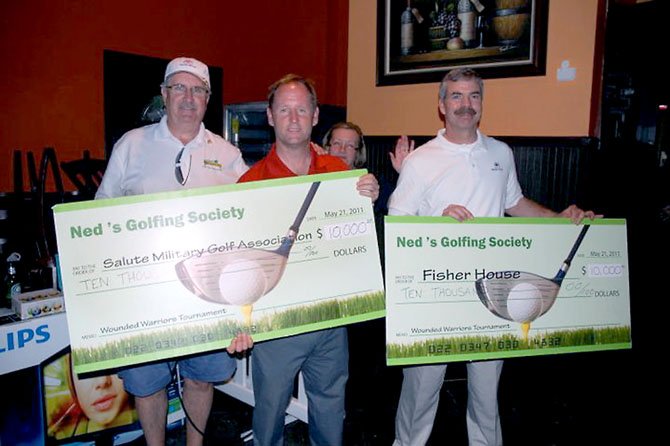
[328,140,358,151]
[175,147,192,185]
[165,83,210,97]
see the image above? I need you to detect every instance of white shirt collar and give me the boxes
[437,129,486,152]
[156,115,207,148]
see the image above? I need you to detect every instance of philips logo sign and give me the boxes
[0,324,50,353]
[0,313,69,375]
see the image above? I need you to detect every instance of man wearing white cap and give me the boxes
[96,57,252,446]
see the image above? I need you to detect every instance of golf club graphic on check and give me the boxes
[175,181,321,323]
[475,225,590,339]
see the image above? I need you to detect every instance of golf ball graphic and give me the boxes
[218,259,268,305]
[506,282,543,323]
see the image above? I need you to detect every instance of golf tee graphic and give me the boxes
[175,181,321,324]
[475,225,590,339]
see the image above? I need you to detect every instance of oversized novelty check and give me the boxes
[385,217,631,366]
[54,170,384,373]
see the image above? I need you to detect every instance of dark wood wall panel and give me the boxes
[365,135,598,213]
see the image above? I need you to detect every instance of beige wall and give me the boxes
[348,0,601,137]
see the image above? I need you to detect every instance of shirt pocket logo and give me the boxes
[490,162,503,172]
[203,159,222,170]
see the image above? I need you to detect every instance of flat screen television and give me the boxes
[41,347,184,445]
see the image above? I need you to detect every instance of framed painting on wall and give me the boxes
[377,0,549,86]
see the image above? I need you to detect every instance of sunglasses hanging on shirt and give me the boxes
[175,147,192,185]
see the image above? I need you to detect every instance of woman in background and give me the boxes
[322,121,414,213]
[322,122,414,438]
[322,121,414,172]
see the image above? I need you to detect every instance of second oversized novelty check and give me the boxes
[54,170,384,373]
[385,217,632,366]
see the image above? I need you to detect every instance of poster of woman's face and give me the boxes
[69,366,130,427]
[43,351,138,440]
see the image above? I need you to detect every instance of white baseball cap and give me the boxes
[164,57,210,89]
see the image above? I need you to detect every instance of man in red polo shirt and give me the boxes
[238,74,378,446]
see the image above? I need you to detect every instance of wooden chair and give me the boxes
[60,150,107,200]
